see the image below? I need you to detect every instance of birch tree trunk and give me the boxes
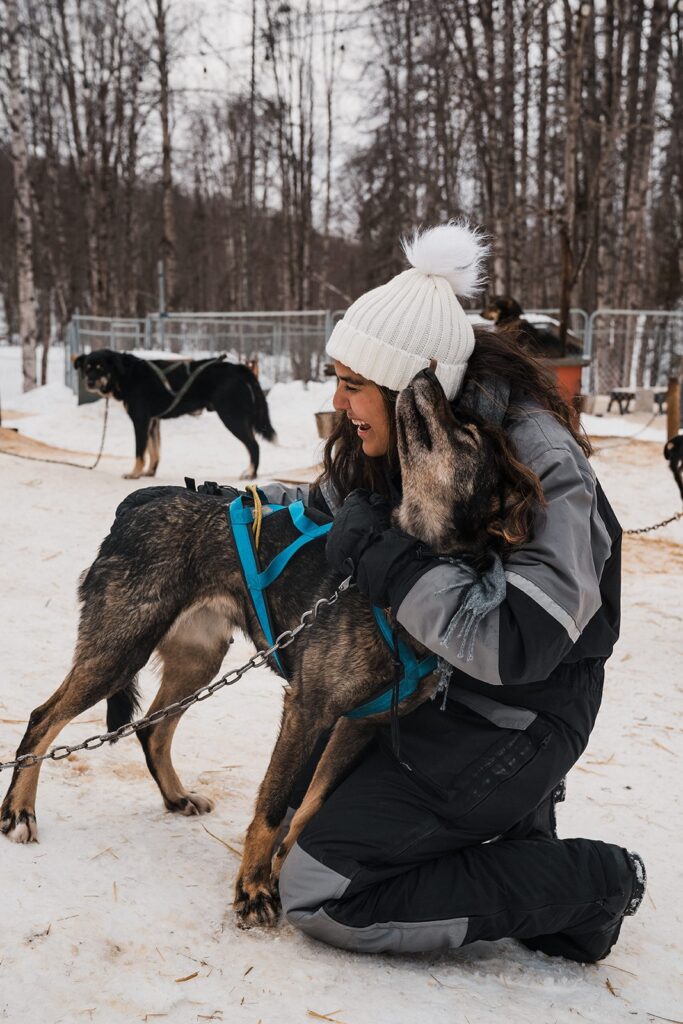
[246,0,257,308]
[7,0,38,391]
[619,0,670,310]
[558,2,589,354]
[155,0,177,311]
[320,2,341,308]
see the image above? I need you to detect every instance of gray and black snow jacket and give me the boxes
[261,400,622,725]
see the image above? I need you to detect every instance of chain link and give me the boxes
[4,497,681,774]
[0,577,353,774]
[0,398,110,471]
[624,510,683,535]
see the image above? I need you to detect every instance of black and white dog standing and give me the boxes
[75,348,276,479]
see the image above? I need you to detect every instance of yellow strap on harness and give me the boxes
[245,484,263,550]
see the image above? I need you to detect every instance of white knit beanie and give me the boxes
[326,221,489,400]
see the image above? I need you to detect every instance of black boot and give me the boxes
[623,849,647,916]
[522,849,647,963]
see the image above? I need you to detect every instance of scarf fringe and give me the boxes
[434,554,507,684]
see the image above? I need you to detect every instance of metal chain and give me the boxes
[0,576,353,774]
[625,510,683,535]
[593,410,660,449]
[5,499,679,772]
[0,398,109,472]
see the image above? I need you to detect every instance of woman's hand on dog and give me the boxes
[325,490,392,576]
[326,489,437,609]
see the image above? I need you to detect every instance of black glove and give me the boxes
[325,489,391,576]
[325,489,438,608]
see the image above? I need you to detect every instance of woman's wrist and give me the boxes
[353,529,438,609]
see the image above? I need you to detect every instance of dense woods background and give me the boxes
[1,0,682,389]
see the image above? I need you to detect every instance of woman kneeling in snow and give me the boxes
[271,222,645,962]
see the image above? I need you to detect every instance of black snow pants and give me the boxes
[279,661,635,962]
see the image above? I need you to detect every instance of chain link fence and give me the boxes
[65,311,334,393]
[334,307,588,349]
[65,307,682,408]
[585,309,683,400]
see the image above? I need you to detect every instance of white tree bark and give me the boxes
[7,0,37,392]
[155,0,177,311]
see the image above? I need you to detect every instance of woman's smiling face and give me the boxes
[332,360,391,457]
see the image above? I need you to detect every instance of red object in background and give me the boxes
[545,356,590,427]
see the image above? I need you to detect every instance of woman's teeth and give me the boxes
[351,419,371,431]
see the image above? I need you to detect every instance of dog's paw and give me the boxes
[123,473,142,480]
[238,465,257,481]
[233,876,281,928]
[0,808,38,843]
[165,792,214,816]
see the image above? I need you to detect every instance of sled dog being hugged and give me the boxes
[1,368,539,927]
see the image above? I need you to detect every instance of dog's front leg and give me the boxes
[234,693,330,928]
[272,717,375,881]
[124,413,151,479]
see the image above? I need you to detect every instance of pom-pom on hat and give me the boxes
[326,220,489,400]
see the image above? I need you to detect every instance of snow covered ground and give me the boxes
[1,345,682,1024]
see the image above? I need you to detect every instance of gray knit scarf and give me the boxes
[433,374,511,708]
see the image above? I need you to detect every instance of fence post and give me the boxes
[72,309,81,393]
[64,321,72,388]
[667,378,681,440]
[585,310,599,393]
[158,259,166,350]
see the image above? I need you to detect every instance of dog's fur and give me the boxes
[1,370,530,927]
[481,296,582,357]
[74,348,275,479]
[664,434,683,501]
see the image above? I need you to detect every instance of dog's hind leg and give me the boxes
[137,600,233,816]
[0,653,144,843]
[143,419,161,477]
[2,544,187,842]
[124,414,152,479]
[214,405,260,479]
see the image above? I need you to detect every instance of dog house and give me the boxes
[467,312,589,420]
[546,355,591,418]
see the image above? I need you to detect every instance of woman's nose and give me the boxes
[333,384,349,411]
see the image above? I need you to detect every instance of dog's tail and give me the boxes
[106,679,142,735]
[248,373,278,443]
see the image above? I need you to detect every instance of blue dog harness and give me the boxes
[345,609,437,719]
[228,495,331,677]
[227,494,437,717]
